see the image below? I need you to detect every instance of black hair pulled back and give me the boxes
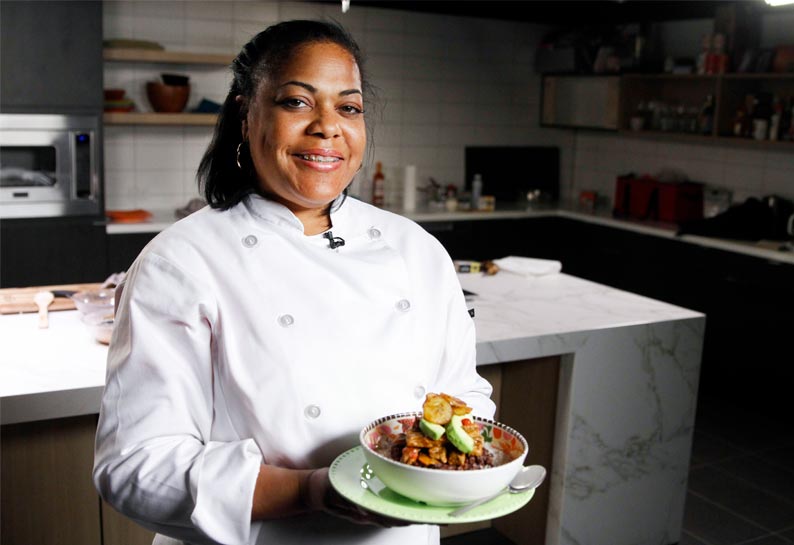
[198,20,370,210]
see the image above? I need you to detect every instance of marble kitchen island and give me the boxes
[1,271,704,545]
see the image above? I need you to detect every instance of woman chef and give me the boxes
[93,20,495,545]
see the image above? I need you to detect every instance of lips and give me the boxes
[292,148,344,172]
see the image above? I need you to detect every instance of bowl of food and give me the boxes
[70,289,115,315]
[359,393,528,506]
[82,310,115,345]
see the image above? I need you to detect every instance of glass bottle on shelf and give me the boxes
[769,96,782,142]
[697,34,711,75]
[733,102,747,137]
[698,95,714,135]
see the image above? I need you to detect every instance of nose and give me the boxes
[306,106,340,139]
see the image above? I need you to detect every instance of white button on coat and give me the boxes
[304,405,321,419]
[278,314,294,327]
[94,195,495,545]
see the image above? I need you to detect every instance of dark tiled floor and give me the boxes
[680,395,794,545]
[442,394,794,545]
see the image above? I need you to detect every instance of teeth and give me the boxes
[299,154,340,163]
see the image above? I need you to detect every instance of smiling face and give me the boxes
[241,41,366,232]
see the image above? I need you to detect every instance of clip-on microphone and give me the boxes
[323,231,346,249]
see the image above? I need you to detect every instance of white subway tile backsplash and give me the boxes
[135,169,184,195]
[400,145,444,168]
[133,16,185,45]
[363,31,404,56]
[232,1,280,23]
[365,7,405,33]
[278,1,324,22]
[135,143,184,171]
[133,1,184,19]
[366,54,404,82]
[372,124,402,148]
[402,101,441,126]
[105,141,136,172]
[762,168,794,198]
[103,14,135,40]
[185,19,234,49]
[401,125,439,147]
[186,2,233,22]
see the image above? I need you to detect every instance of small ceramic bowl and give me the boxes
[70,289,115,315]
[82,310,115,345]
[146,81,190,113]
[104,88,126,101]
[359,411,528,506]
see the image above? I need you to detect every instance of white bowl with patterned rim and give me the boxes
[359,411,528,506]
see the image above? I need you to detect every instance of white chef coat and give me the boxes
[93,194,495,545]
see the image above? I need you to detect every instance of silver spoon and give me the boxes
[448,464,547,517]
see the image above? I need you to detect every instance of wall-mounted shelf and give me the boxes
[103,112,218,126]
[617,129,794,150]
[618,73,794,148]
[103,48,232,65]
[103,48,229,126]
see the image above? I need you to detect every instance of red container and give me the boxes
[614,175,703,223]
[657,181,703,223]
[615,174,658,219]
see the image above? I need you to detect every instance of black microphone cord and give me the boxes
[323,231,346,249]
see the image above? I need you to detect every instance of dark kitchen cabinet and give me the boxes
[106,233,157,275]
[0,218,108,288]
[0,1,103,114]
[427,216,794,415]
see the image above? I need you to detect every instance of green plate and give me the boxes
[329,446,535,524]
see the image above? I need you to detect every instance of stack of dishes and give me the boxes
[104,88,134,112]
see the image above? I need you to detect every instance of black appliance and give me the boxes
[465,146,560,204]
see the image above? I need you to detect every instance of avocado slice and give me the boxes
[419,418,446,440]
[445,415,475,454]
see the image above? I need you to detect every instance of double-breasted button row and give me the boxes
[277,299,408,327]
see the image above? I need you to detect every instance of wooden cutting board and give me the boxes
[0,283,104,314]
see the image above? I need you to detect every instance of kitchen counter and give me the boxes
[106,203,794,266]
[1,270,704,545]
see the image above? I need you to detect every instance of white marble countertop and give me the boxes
[0,271,701,425]
[106,204,794,265]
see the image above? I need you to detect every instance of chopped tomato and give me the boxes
[461,418,472,426]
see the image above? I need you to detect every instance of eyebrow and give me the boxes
[278,80,362,97]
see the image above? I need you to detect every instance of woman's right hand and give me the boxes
[301,467,411,528]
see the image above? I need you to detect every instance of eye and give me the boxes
[277,97,310,110]
[339,104,364,116]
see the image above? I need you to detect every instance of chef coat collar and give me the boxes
[243,193,349,235]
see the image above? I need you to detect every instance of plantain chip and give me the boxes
[423,393,453,425]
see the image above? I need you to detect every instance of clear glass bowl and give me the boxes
[81,310,115,345]
[70,289,115,315]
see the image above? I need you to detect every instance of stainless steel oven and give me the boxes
[0,113,102,218]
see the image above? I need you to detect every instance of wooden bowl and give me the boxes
[146,82,190,113]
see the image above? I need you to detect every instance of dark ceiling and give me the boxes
[320,1,775,25]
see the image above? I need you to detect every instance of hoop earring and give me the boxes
[236,143,243,169]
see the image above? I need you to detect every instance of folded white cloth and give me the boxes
[492,256,562,277]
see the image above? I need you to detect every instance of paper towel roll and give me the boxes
[403,165,417,212]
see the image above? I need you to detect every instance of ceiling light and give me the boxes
[765,0,794,6]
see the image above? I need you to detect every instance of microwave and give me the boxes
[0,114,102,218]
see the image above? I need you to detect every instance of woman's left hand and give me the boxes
[301,468,412,527]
